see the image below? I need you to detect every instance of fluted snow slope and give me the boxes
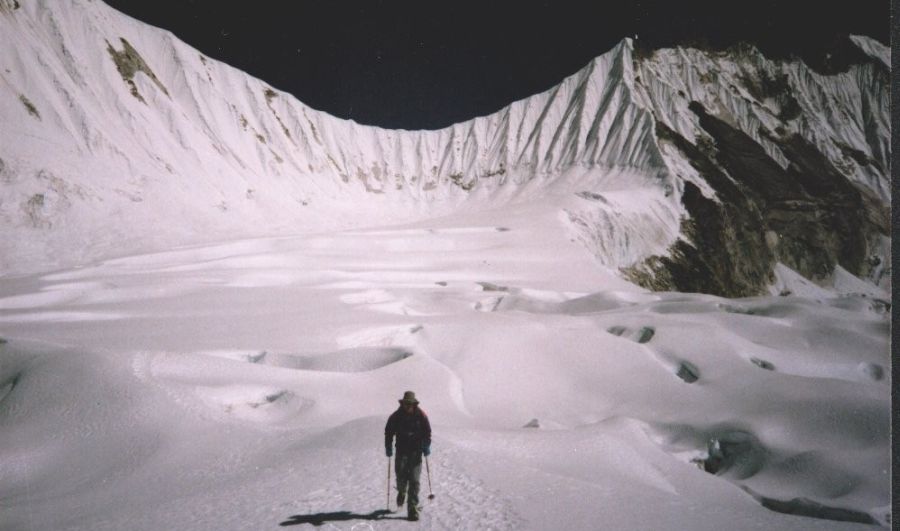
[0,0,675,275]
[0,0,889,294]
[633,38,890,201]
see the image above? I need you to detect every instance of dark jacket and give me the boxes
[385,406,431,455]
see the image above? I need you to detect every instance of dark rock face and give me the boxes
[692,102,888,281]
[624,121,774,297]
[624,102,888,297]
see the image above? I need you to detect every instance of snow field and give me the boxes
[0,201,889,530]
[0,2,890,529]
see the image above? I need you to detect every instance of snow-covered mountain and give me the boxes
[0,2,891,529]
[0,0,890,297]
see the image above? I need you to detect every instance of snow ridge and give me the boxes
[0,0,890,293]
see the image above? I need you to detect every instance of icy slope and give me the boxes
[0,0,890,296]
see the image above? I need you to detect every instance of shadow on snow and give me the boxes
[280,509,402,526]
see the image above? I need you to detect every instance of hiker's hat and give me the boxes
[399,391,419,405]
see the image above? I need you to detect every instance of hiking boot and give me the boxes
[397,491,405,507]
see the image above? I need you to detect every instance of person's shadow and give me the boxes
[280,509,403,526]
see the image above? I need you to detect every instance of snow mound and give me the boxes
[202,347,415,373]
[0,223,889,528]
[194,386,310,423]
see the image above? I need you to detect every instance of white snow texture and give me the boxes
[0,1,891,530]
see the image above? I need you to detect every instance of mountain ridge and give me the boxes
[0,0,890,297]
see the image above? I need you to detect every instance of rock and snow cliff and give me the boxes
[0,0,890,296]
[626,40,890,296]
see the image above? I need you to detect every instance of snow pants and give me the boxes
[395,451,422,513]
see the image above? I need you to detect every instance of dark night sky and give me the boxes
[103,0,889,130]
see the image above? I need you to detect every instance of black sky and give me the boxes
[103,0,889,130]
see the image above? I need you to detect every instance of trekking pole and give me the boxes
[425,456,435,499]
[387,456,391,511]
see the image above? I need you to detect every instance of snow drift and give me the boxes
[0,214,891,529]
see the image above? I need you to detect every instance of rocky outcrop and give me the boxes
[624,100,889,297]
[623,122,775,297]
[106,37,169,103]
[622,37,890,295]
[0,0,20,14]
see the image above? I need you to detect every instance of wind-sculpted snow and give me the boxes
[1,0,888,296]
[0,215,890,529]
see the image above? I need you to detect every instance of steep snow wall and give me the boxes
[0,0,890,295]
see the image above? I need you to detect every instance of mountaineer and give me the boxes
[385,391,432,521]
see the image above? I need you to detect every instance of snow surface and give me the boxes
[0,198,891,530]
[0,1,891,529]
